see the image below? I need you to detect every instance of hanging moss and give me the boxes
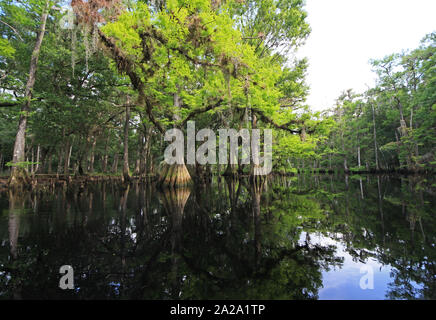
[83,24,90,74]
[91,24,98,53]
[71,28,77,77]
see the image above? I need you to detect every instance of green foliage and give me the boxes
[6,161,40,168]
[320,33,436,172]
[0,38,15,57]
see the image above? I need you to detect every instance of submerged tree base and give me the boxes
[158,163,192,188]
[8,169,32,190]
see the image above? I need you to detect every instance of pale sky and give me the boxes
[297,0,436,111]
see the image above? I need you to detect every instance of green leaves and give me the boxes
[6,161,40,168]
[0,38,15,58]
[322,32,436,172]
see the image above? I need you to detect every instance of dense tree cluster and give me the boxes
[318,34,436,173]
[1,1,434,188]
[1,0,323,187]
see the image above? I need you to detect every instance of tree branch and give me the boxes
[144,97,165,134]
[0,101,21,107]
[180,98,224,126]
[0,19,23,41]
[252,108,303,134]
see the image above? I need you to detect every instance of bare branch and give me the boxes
[0,101,21,107]
[0,19,23,41]
[180,98,224,126]
[252,108,303,134]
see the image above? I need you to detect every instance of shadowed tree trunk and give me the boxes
[88,136,97,174]
[64,140,72,176]
[134,136,140,176]
[102,135,109,173]
[30,147,34,175]
[222,72,237,177]
[395,97,414,170]
[251,179,263,269]
[56,147,63,177]
[47,153,52,174]
[35,144,40,173]
[112,152,119,174]
[122,106,131,183]
[139,133,146,177]
[138,124,153,178]
[147,138,153,174]
[9,0,50,188]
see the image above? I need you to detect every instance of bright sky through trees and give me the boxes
[299,0,436,111]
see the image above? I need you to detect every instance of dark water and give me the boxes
[0,175,435,300]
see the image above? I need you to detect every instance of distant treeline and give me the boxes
[316,34,436,173]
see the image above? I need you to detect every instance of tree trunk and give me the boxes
[122,106,131,182]
[357,145,361,168]
[371,103,379,170]
[102,135,109,173]
[300,126,306,142]
[144,128,152,176]
[341,133,347,172]
[138,124,153,178]
[30,147,34,175]
[396,97,414,170]
[88,136,97,174]
[47,153,52,174]
[112,153,119,174]
[134,138,140,177]
[57,147,64,176]
[159,90,191,186]
[64,140,72,176]
[35,144,40,173]
[139,132,146,177]
[9,0,50,188]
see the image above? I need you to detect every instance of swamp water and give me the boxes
[0,174,435,299]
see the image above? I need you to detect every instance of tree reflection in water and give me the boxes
[0,174,435,299]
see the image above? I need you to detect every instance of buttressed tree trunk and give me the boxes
[9,0,50,188]
[159,90,191,187]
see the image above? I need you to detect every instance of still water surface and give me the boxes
[0,174,435,299]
